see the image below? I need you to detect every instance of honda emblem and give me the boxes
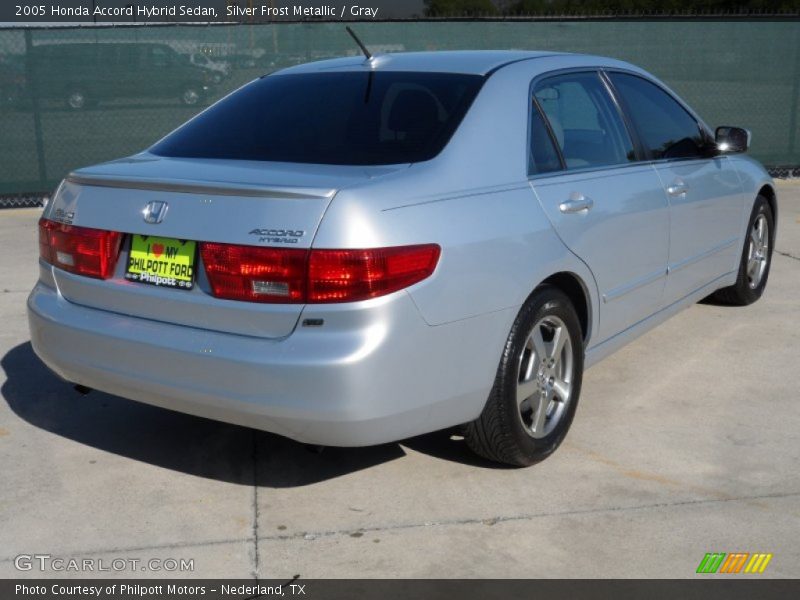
[142,201,168,224]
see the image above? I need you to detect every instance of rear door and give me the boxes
[92,44,122,100]
[606,71,745,306]
[110,44,140,100]
[137,44,177,99]
[529,71,670,344]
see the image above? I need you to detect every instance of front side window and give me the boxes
[608,72,706,160]
[151,71,484,166]
[533,72,635,170]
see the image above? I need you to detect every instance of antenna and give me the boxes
[346,26,372,61]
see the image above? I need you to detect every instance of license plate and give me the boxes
[125,235,196,290]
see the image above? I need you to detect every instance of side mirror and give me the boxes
[715,126,750,154]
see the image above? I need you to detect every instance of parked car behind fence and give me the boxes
[28,42,214,109]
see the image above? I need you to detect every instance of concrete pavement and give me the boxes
[1,182,798,579]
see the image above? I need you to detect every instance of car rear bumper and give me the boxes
[27,280,513,446]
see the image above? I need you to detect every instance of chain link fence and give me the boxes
[1,20,799,207]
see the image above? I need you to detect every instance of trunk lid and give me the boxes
[46,154,404,339]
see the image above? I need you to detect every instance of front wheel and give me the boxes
[711,195,774,306]
[464,285,584,467]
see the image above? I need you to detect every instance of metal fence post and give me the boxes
[23,28,48,191]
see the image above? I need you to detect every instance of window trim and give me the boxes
[597,70,648,162]
[530,93,566,172]
[602,68,715,164]
[526,67,644,179]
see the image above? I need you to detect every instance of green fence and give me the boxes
[1,20,798,196]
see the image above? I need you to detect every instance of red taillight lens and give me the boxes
[308,245,441,303]
[200,242,308,303]
[200,243,440,304]
[38,218,122,280]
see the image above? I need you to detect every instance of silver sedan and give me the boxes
[28,51,776,466]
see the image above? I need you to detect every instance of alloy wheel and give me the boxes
[182,89,200,105]
[747,213,769,289]
[516,315,574,439]
[67,92,85,109]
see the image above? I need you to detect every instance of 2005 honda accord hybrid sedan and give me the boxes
[28,51,776,466]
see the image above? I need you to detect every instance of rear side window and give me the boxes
[529,104,562,175]
[148,46,169,67]
[608,72,705,160]
[151,71,484,165]
[533,72,635,170]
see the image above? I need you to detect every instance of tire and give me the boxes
[181,86,201,106]
[65,88,88,110]
[711,195,774,306]
[464,285,584,467]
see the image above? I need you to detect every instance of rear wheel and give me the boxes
[464,285,584,467]
[66,88,88,110]
[181,86,201,106]
[711,195,774,305]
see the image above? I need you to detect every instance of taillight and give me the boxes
[200,243,440,304]
[200,243,308,303]
[38,218,122,280]
[308,245,441,303]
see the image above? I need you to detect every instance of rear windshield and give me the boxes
[150,71,484,165]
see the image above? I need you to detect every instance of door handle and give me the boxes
[559,194,594,214]
[666,179,689,196]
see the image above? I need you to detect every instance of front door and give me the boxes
[606,72,745,306]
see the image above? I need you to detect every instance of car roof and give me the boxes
[274,50,583,76]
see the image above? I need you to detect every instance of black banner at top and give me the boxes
[3,1,426,24]
[6,1,799,25]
